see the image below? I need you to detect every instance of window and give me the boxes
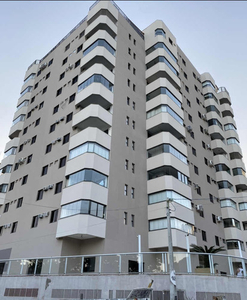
[27,111,31,119]
[31,216,39,228]
[192,147,197,156]
[146,42,177,62]
[79,30,84,38]
[46,143,52,153]
[133,68,136,75]
[67,169,108,188]
[41,165,48,176]
[69,142,109,160]
[132,121,135,129]
[17,197,23,208]
[132,163,135,173]
[9,182,14,191]
[188,114,192,122]
[129,34,131,40]
[127,97,130,106]
[194,166,199,175]
[75,59,80,68]
[131,214,135,227]
[53,105,59,114]
[62,57,68,65]
[37,189,43,201]
[197,186,201,195]
[128,63,131,70]
[48,59,53,66]
[194,85,198,92]
[212,214,216,224]
[50,124,56,133]
[63,133,70,144]
[77,44,83,53]
[133,39,136,45]
[83,39,115,56]
[133,84,136,91]
[155,28,166,37]
[242,222,247,230]
[133,102,135,110]
[128,48,131,55]
[202,230,207,241]
[66,112,73,123]
[59,72,65,80]
[19,144,23,152]
[22,175,28,185]
[132,141,135,150]
[35,118,40,127]
[148,166,189,185]
[34,82,38,90]
[223,218,241,230]
[65,43,70,51]
[50,209,58,223]
[42,86,47,94]
[11,222,18,233]
[124,212,128,225]
[133,53,136,59]
[125,137,129,147]
[72,75,78,85]
[3,203,9,213]
[184,72,187,79]
[182,58,186,66]
[187,100,191,107]
[131,187,135,199]
[23,127,28,135]
[0,226,3,236]
[196,98,200,105]
[126,116,129,125]
[147,144,187,164]
[204,157,208,166]
[124,184,128,196]
[125,159,129,170]
[14,163,19,171]
[69,93,76,103]
[200,127,204,134]
[39,102,44,109]
[185,85,189,93]
[31,135,37,144]
[55,181,63,194]
[78,74,113,93]
[127,79,130,87]
[215,236,220,246]
[56,88,62,96]
[45,72,50,80]
[0,164,12,174]
[207,175,211,184]
[209,194,214,203]
[146,87,181,107]
[59,156,67,168]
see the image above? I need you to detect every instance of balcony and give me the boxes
[211,139,227,155]
[56,214,106,239]
[8,121,24,139]
[13,106,28,121]
[224,129,239,142]
[85,15,117,40]
[222,116,236,128]
[228,143,242,157]
[0,173,11,185]
[83,30,116,55]
[218,87,231,105]
[87,0,118,25]
[221,103,234,118]
[208,125,224,141]
[72,104,112,132]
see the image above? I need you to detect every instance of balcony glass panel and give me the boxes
[149,217,193,234]
[218,180,234,192]
[0,165,12,175]
[67,169,108,188]
[23,73,35,84]
[146,87,181,108]
[232,168,245,176]
[147,143,187,164]
[83,39,115,56]
[227,138,239,145]
[147,105,183,125]
[223,218,241,230]
[78,74,113,93]
[20,86,32,97]
[148,190,191,209]
[146,56,178,76]
[227,240,244,251]
[155,28,166,37]
[220,199,237,210]
[146,42,177,63]
[206,105,221,116]
[204,93,218,104]
[16,100,29,112]
[215,164,231,174]
[202,80,215,90]
[148,166,188,185]
[239,202,247,211]
[224,123,236,131]
[208,118,223,130]
[12,114,25,126]
[4,147,17,158]
[69,142,109,160]
[0,184,8,193]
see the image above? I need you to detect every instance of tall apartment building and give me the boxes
[0,0,246,263]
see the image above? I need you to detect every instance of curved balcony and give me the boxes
[1,154,16,168]
[221,208,240,221]
[218,188,235,200]
[224,129,239,142]
[202,86,217,98]
[17,93,32,108]
[8,121,24,139]
[85,15,117,40]
[224,227,243,242]
[147,153,189,177]
[56,214,106,239]
[147,132,187,157]
[206,111,221,121]
[213,154,230,166]
[228,143,242,157]
[4,138,20,153]
[146,112,185,140]
[76,82,113,110]
[234,175,247,192]
[215,170,233,183]
[24,61,39,82]
[0,173,11,185]
[20,79,35,96]
[146,62,181,90]
[65,153,110,178]
[72,104,112,132]
[211,139,227,155]
[13,106,28,122]
[201,72,216,85]
[230,159,246,171]
[0,193,6,205]
[80,46,115,74]
[69,127,111,153]
[149,228,196,250]
[147,175,192,200]
[61,181,108,207]
[208,125,224,141]
[222,116,236,128]
[83,30,116,54]
[218,87,231,105]
[221,103,234,118]
[87,0,118,25]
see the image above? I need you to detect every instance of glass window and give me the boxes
[202,80,215,90]
[146,56,178,76]
[148,166,188,185]
[69,142,109,160]
[215,164,231,174]
[0,184,8,193]
[23,73,35,84]
[147,104,183,125]
[223,218,241,230]
[146,87,181,107]
[83,39,115,56]
[67,169,108,188]
[204,93,218,104]
[208,118,223,130]
[232,168,245,176]
[0,165,12,175]
[218,180,234,191]
[16,100,29,111]
[221,199,237,210]
[227,138,239,145]
[12,114,25,126]
[20,86,32,97]
[239,202,247,211]
[4,147,17,158]
[147,144,187,164]
[224,123,237,131]
[78,74,113,93]
[149,217,193,234]
[227,240,244,251]
[146,42,177,63]
[148,190,191,209]
[206,105,221,116]
[155,28,166,37]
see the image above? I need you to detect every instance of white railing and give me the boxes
[0,252,246,278]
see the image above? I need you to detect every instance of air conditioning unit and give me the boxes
[48,184,54,189]
[52,140,57,145]
[39,63,47,70]
[27,139,31,143]
[202,114,207,121]
[43,186,49,191]
[56,137,62,142]
[56,120,60,124]
[38,214,43,219]
[194,183,199,190]
[60,117,65,121]
[217,216,222,222]
[206,144,211,150]
[209,160,214,167]
[43,212,49,217]
[24,141,28,145]
[35,105,38,109]
[68,64,73,70]
[3,224,8,229]
[18,157,26,165]
[204,128,209,135]
[196,204,203,212]
[186,125,193,132]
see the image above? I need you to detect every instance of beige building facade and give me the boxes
[0,0,247,263]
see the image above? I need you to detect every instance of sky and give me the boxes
[0,0,247,165]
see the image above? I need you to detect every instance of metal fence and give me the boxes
[0,252,246,277]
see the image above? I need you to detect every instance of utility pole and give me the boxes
[167,198,177,300]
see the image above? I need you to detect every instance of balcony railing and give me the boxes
[218,87,229,95]
[0,252,246,277]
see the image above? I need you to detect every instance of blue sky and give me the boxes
[0,1,247,165]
